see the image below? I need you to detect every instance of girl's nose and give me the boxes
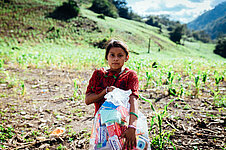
[114,57,119,61]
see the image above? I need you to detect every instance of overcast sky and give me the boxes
[126,0,226,23]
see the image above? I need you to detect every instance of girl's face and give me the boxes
[107,47,129,72]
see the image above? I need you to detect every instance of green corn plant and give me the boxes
[210,88,225,107]
[179,84,184,97]
[140,96,175,149]
[0,59,3,69]
[158,70,164,86]
[145,71,152,89]
[169,85,177,96]
[194,75,200,96]
[214,71,220,85]
[202,71,207,84]
[73,79,78,99]
[20,80,25,96]
[166,71,175,85]
[177,74,182,82]
[136,61,142,74]
[109,28,114,37]
[214,71,224,91]
[57,144,66,150]
[195,74,199,86]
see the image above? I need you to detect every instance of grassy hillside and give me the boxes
[0,0,224,60]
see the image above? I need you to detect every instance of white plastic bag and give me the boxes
[89,88,150,150]
[104,88,132,110]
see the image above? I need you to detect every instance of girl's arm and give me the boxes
[85,90,106,105]
[85,86,117,105]
[122,95,138,149]
[129,95,138,127]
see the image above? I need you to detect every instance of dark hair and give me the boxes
[105,39,129,60]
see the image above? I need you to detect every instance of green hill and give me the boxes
[0,0,223,60]
[187,1,226,39]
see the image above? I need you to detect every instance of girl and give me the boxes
[85,39,139,150]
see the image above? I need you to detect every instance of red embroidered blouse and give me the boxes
[86,67,139,115]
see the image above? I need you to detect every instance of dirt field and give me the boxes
[0,66,225,150]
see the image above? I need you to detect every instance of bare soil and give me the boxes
[0,66,225,150]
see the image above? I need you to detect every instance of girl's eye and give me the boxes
[118,54,123,57]
[110,54,115,57]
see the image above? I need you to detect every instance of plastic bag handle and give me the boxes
[112,69,124,86]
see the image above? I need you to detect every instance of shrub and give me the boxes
[90,0,118,18]
[111,0,142,21]
[214,37,226,58]
[192,30,211,43]
[93,38,109,49]
[146,17,161,28]
[48,0,80,20]
[169,25,185,44]
[97,14,105,20]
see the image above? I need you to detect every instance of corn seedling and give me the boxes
[166,71,175,85]
[140,96,175,149]
[109,28,114,37]
[145,71,152,89]
[214,71,224,91]
[20,80,25,96]
[169,86,177,96]
[57,144,66,150]
[177,74,182,82]
[135,61,142,74]
[157,70,164,86]
[202,71,207,84]
[183,104,191,110]
[179,84,184,97]
[73,79,78,99]
[0,59,3,69]
[211,88,225,107]
[194,75,200,96]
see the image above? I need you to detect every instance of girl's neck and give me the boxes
[109,67,124,74]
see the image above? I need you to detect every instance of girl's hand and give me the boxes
[106,86,116,93]
[121,127,136,150]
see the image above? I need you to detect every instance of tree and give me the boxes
[169,25,185,44]
[117,6,130,19]
[112,0,127,9]
[112,0,128,19]
[48,0,80,20]
[90,0,118,18]
[127,9,142,22]
[192,30,211,43]
[108,0,141,21]
[214,36,226,58]
[145,16,161,28]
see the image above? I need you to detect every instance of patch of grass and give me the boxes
[57,144,67,150]
[0,125,15,143]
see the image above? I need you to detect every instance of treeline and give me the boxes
[51,0,217,46]
[88,0,213,44]
[145,15,212,44]
[143,12,225,57]
[8,0,223,57]
[89,0,142,21]
[79,0,225,57]
[214,35,226,58]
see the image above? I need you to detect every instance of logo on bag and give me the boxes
[109,135,122,150]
